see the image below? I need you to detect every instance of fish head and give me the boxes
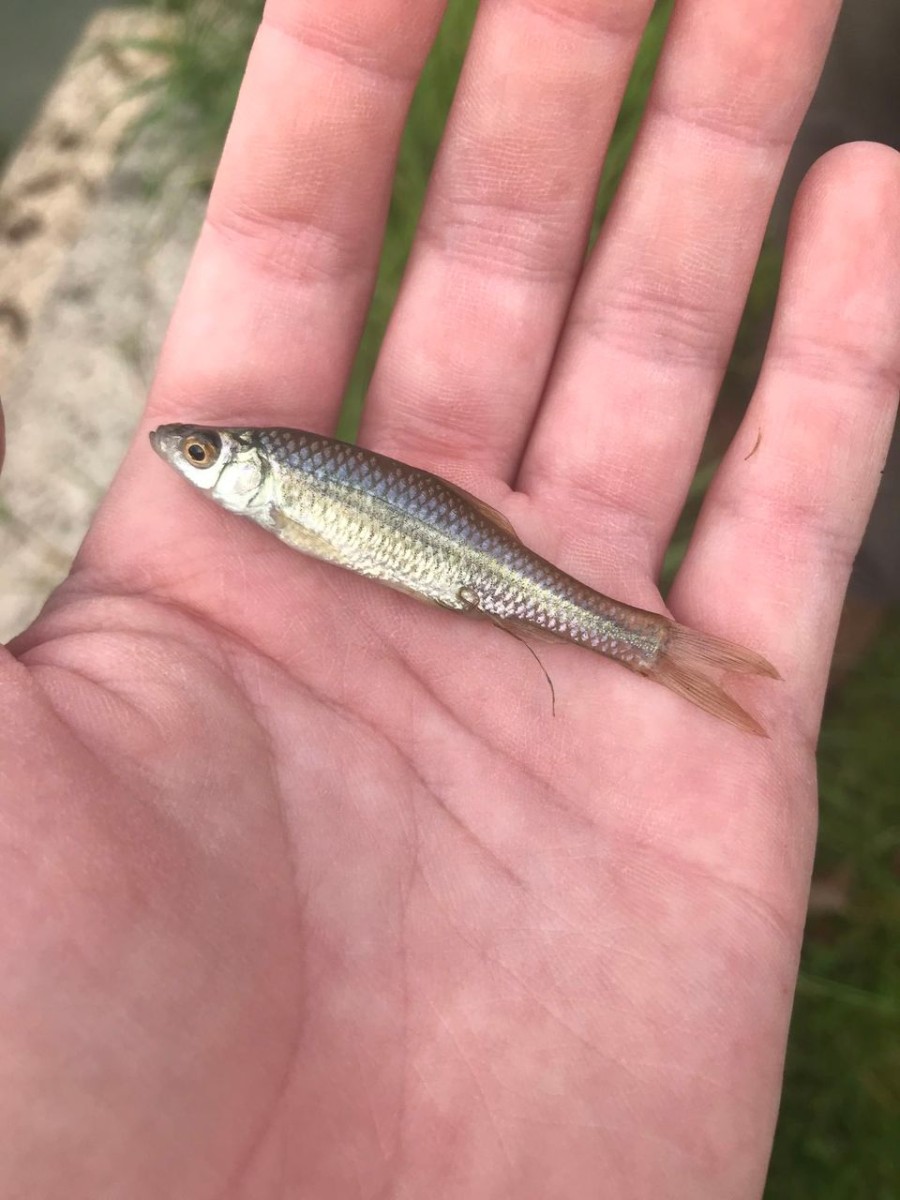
[150,424,272,514]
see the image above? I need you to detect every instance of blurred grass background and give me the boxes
[132,0,899,1191]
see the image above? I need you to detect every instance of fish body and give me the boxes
[150,424,778,733]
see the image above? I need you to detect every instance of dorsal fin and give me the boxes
[440,477,520,540]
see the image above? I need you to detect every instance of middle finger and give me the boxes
[361,0,657,482]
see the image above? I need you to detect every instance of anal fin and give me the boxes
[489,615,570,646]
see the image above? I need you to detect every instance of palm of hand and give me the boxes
[5,503,805,1198]
[2,2,899,1197]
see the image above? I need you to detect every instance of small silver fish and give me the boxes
[150,424,779,733]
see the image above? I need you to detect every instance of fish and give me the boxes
[150,424,779,734]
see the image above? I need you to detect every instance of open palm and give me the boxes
[2,1,898,1196]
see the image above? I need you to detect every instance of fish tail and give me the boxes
[647,622,780,737]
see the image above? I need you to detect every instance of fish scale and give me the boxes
[150,423,780,734]
[256,427,660,668]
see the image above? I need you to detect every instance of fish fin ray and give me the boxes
[664,623,780,679]
[383,579,447,607]
[648,622,777,736]
[490,618,557,715]
[271,508,453,609]
[268,508,349,566]
[651,656,767,737]
[440,480,519,540]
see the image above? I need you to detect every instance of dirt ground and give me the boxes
[0,10,202,641]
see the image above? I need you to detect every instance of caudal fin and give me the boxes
[649,623,780,737]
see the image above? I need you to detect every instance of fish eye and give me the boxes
[181,433,221,469]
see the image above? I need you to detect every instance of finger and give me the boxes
[361,0,655,482]
[672,143,900,735]
[148,0,447,432]
[519,0,840,570]
[79,0,447,584]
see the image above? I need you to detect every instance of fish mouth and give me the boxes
[148,426,179,461]
[149,423,191,459]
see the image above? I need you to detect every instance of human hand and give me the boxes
[2,1,898,1196]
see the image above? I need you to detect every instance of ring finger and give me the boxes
[519,0,841,573]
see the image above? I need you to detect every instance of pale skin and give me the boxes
[1,0,898,1195]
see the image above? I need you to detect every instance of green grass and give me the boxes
[129,0,672,434]
[133,2,900,1192]
[767,614,900,1198]
[121,0,263,189]
[339,0,479,435]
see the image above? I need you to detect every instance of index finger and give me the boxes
[147,0,447,432]
[80,0,449,585]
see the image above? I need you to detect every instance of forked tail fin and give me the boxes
[649,623,780,737]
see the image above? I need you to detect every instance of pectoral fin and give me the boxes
[270,507,450,610]
[268,507,349,567]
